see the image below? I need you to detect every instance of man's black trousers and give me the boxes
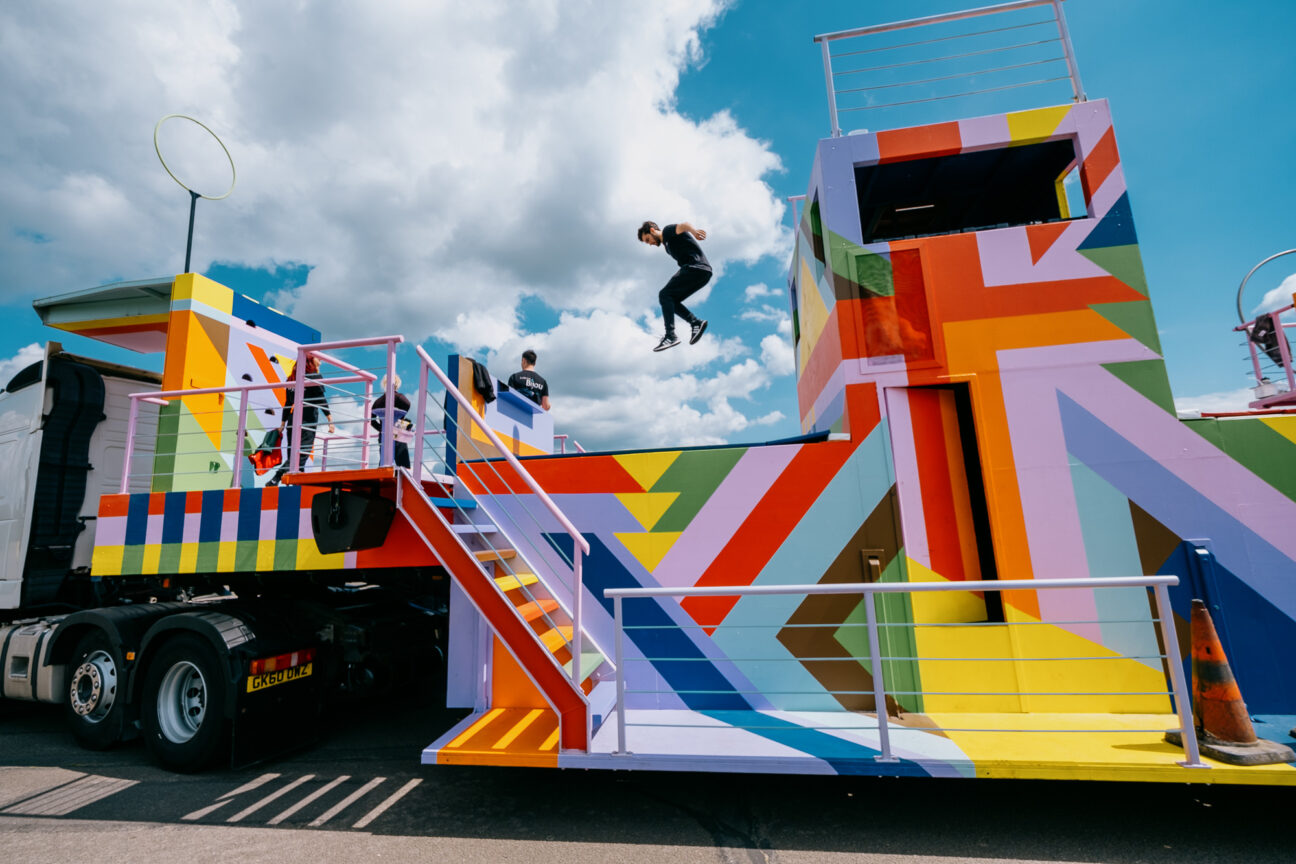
[659,266,712,337]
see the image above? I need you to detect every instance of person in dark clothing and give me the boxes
[270,354,334,484]
[506,349,550,410]
[371,374,413,469]
[638,220,711,352]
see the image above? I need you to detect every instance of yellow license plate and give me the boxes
[246,662,313,693]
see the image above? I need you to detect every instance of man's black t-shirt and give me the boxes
[507,370,549,407]
[662,224,711,271]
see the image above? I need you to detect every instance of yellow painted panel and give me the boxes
[613,451,680,492]
[173,273,234,314]
[615,492,680,531]
[50,312,171,333]
[914,622,1021,713]
[141,544,161,575]
[255,540,275,571]
[1260,415,1296,446]
[217,541,236,572]
[1006,105,1070,145]
[905,557,988,625]
[295,538,346,570]
[615,531,682,573]
[1012,619,1169,713]
[179,542,199,573]
[91,545,124,577]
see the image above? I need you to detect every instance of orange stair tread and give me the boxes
[475,548,517,562]
[539,626,574,652]
[516,598,561,623]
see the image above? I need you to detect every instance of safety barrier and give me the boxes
[605,575,1206,769]
[814,0,1084,136]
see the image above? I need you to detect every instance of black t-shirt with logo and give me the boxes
[662,224,711,270]
[507,370,549,407]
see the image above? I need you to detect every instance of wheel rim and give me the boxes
[69,649,117,722]
[156,660,207,744]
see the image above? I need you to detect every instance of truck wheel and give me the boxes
[141,635,227,772]
[65,630,125,750]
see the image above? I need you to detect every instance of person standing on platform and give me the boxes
[637,220,711,352]
[507,349,550,410]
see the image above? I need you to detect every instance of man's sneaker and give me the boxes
[689,319,708,345]
[653,334,680,352]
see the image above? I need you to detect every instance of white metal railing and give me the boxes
[814,0,1085,136]
[414,345,596,689]
[553,434,586,454]
[604,575,1206,770]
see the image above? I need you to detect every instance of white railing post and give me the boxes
[382,340,397,468]
[121,395,140,494]
[819,37,841,137]
[863,588,898,762]
[572,548,583,689]
[614,594,626,755]
[289,350,306,477]
[414,359,429,482]
[1050,0,1086,102]
[232,391,249,488]
[1153,582,1208,769]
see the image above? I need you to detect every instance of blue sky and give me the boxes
[3,1,1294,444]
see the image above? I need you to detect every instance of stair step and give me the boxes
[516,598,560,623]
[539,626,574,653]
[475,548,517,564]
[494,572,539,592]
[451,523,498,534]
[429,497,477,509]
[564,651,607,694]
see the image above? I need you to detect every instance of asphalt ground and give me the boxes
[0,698,1290,863]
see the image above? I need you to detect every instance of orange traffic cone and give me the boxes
[1165,599,1295,765]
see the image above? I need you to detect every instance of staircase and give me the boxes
[396,470,610,764]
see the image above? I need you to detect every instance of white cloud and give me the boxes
[744,282,776,301]
[1,1,796,450]
[740,304,785,323]
[0,344,44,386]
[1173,387,1255,415]
[1252,273,1296,323]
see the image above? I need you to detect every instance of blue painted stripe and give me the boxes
[700,709,930,776]
[199,490,224,542]
[161,492,186,544]
[230,293,320,345]
[237,488,263,542]
[275,486,301,540]
[429,497,476,509]
[124,494,149,545]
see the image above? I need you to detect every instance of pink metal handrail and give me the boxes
[122,371,375,494]
[414,344,590,690]
[291,337,401,477]
[1234,302,1296,408]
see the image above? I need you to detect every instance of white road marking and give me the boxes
[1,775,138,816]
[351,778,421,829]
[267,775,351,825]
[182,772,281,821]
[307,777,386,827]
[227,775,315,823]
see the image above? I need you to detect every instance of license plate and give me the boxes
[246,662,313,693]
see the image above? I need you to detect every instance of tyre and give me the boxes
[141,634,228,772]
[65,630,125,750]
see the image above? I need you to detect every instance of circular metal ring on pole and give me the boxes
[153,114,237,201]
[1236,249,1296,324]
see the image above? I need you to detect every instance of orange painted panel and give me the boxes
[1081,126,1119,204]
[490,636,551,708]
[878,122,962,164]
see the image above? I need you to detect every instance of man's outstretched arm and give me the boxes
[676,222,707,241]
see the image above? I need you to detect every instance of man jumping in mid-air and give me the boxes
[638,220,711,352]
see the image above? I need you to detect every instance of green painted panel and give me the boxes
[121,544,145,576]
[196,541,220,573]
[1077,243,1148,297]
[235,540,258,572]
[1089,299,1163,355]
[652,447,748,531]
[158,543,182,574]
[274,539,298,571]
[1102,359,1175,415]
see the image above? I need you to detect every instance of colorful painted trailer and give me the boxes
[1,1,1293,784]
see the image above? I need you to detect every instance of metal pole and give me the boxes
[121,396,140,494]
[820,38,841,137]
[864,589,898,762]
[362,381,373,468]
[290,350,306,478]
[572,549,583,690]
[1049,0,1086,102]
[183,190,199,273]
[383,341,397,468]
[414,358,429,482]
[1153,583,1208,769]
[614,595,626,754]
[232,392,248,488]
